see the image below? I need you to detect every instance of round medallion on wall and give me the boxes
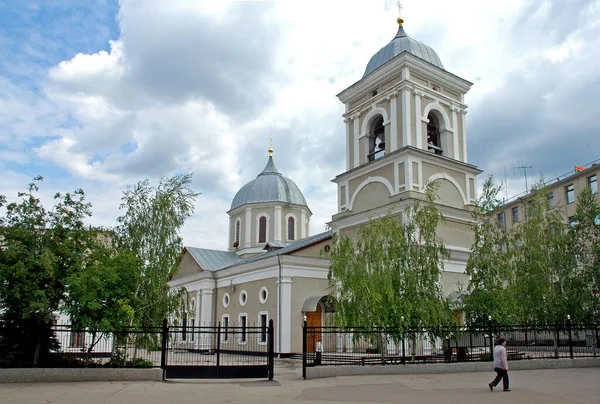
[259,287,268,304]
[239,290,248,307]
[223,293,230,308]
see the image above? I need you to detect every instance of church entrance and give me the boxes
[305,303,322,353]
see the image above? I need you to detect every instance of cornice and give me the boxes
[338,53,472,105]
[342,77,468,121]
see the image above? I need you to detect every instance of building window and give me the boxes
[497,212,505,228]
[512,206,519,223]
[239,314,247,344]
[239,290,248,306]
[234,220,241,247]
[588,175,598,194]
[547,192,554,208]
[566,184,575,204]
[223,293,230,308]
[70,331,85,348]
[181,312,187,341]
[367,115,385,162]
[426,113,443,155]
[259,216,267,243]
[222,315,229,343]
[259,287,268,304]
[259,313,268,344]
[287,217,295,240]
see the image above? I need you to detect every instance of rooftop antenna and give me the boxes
[513,161,533,193]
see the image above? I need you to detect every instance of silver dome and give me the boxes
[230,156,308,211]
[363,25,444,77]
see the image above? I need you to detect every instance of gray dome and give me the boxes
[230,156,308,211]
[363,25,444,77]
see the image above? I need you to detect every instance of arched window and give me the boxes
[258,216,267,243]
[367,115,385,162]
[427,113,443,155]
[287,217,295,241]
[234,220,241,247]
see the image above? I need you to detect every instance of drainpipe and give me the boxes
[277,254,282,356]
[212,271,218,327]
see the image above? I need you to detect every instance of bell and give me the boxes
[377,142,385,150]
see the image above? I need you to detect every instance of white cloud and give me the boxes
[3,0,600,250]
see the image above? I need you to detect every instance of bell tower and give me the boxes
[329,9,482,284]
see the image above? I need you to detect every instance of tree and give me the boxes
[0,177,94,365]
[327,181,454,333]
[463,174,518,325]
[511,180,572,325]
[116,174,199,327]
[570,187,600,323]
[61,234,142,358]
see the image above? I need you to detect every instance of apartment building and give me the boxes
[496,163,600,231]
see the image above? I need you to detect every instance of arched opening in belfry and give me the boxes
[367,115,385,162]
[427,112,443,155]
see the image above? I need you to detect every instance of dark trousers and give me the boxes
[491,367,509,390]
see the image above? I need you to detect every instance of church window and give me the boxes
[259,287,268,304]
[239,314,247,344]
[367,115,385,162]
[259,312,268,344]
[259,216,267,243]
[239,290,248,306]
[427,113,443,155]
[287,217,295,240]
[234,220,241,247]
[222,315,229,343]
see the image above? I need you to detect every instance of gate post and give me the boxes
[161,318,168,380]
[302,316,307,380]
[216,322,221,378]
[268,319,274,380]
[567,316,573,359]
[488,316,494,360]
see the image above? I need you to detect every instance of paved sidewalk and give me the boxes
[1,367,598,404]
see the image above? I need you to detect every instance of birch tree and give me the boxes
[327,181,454,333]
[463,175,517,325]
[116,173,199,327]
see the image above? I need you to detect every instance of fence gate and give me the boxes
[161,319,274,380]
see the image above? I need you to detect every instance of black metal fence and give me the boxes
[163,320,274,379]
[302,322,600,379]
[0,319,275,380]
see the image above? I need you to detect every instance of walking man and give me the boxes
[488,338,510,392]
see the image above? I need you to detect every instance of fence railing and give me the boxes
[302,322,600,379]
[0,319,275,381]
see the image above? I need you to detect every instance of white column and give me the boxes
[244,207,252,247]
[451,106,459,160]
[300,210,306,239]
[401,89,411,147]
[389,93,398,151]
[414,90,423,149]
[278,277,293,353]
[199,289,213,349]
[336,333,344,353]
[461,110,468,162]
[194,290,201,348]
[274,206,282,242]
[353,116,360,168]
[345,118,351,171]
[345,333,353,353]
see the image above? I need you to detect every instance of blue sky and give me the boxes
[1,0,600,249]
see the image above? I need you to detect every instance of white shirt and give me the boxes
[493,344,508,369]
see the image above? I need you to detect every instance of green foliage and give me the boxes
[463,174,518,325]
[327,181,455,334]
[570,187,600,322]
[0,177,95,365]
[116,174,199,326]
[511,180,572,324]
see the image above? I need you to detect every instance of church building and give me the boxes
[169,12,481,356]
